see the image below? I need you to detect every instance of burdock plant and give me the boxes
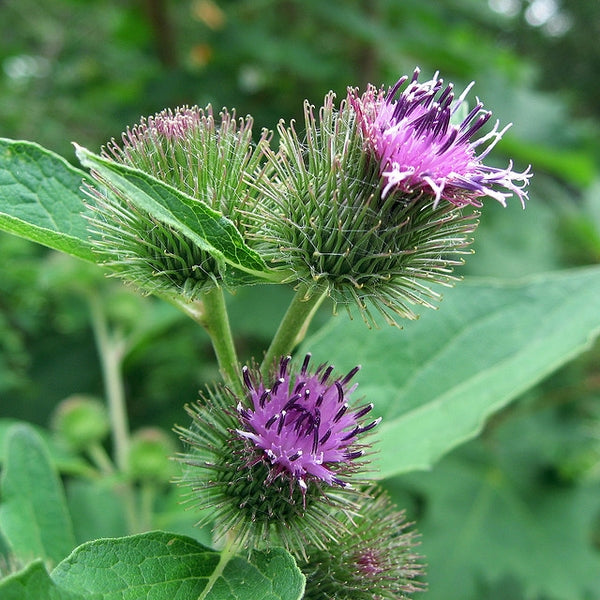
[0,66,530,599]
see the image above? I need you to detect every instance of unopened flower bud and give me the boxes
[51,395,109,451]
[301,486,426,600]
[86,105,270,299]
[127,427,177,483]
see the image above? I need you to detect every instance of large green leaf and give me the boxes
[0,139,94,261]
[50,531,305,600]
[75,145,282,282]
[302,267,600,478]
[398,409,600,600]
[0,424,76,566]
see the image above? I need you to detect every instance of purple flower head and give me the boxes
[176,357,380,553]
[349,68,531,208]
[236,354,379,496]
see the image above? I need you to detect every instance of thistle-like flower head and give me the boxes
[302,486,426,600]
[349,68,531,208]
[251,70,531,324]
[86,105,269,298]
[237,354,379,495]
[176,355,378,554]
[251,92,478,324]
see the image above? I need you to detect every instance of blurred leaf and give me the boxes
[66,480,128,545]
[401,410,600,600]
[51,531,305,600]
[466,187,562,278]
[0,560,82,600]
[0,424,75,566]
[75,145,282,283]
[501,135,596,188]
[302,267,600,478]
[0,139,94,262]
[152,484,212,544]
[0,419,92,477]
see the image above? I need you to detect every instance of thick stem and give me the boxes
[260,282,329,377]
[172,287,243,396]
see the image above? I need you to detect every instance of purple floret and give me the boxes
[236,354,379,495]
[349,68,531,207]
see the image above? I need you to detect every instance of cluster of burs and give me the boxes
[84,70,529,599]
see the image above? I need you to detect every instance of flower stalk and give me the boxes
[260,282,329,377]
[87,292,139,533]
[172,287,243,397]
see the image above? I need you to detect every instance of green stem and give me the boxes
[171,287,243,396]
[88,293,130,473]
[88,292,138,533]
[87,442,115,476]
[197,534,240,600]
[139,481,157,533]
[260,282,329,377]
[120,481,140,534]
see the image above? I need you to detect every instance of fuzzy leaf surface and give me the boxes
[302,267,600,477]
[0,139,94,261]
[51,531,305,600]
[0,424,75,566]
[75,145,277,281]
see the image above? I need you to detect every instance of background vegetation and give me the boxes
[1,1,599,598]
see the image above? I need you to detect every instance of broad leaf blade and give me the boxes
[0,561,84,600]
[52,531,305,600]
[302,267,600,478]
[406,437,600,600]
[0,424,76,566]
[75,145,279,281]
[215,549,306,600]
[0,139,94,261]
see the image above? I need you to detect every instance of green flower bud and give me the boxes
[127,427,177,483]
[51,395,109,451]
[301,486,426,600]
[86,105,270,299]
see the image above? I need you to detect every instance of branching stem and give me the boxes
[88,291,139,533]
[260,282,328,377]
[172,287,243,396]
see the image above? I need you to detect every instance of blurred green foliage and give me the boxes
[1,1,599,598]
